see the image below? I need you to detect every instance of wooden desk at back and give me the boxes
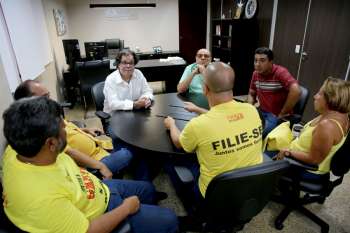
[110,93,247,155]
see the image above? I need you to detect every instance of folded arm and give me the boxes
[66,148,112,179]
[87,196,140,233]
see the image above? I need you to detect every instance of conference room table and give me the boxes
[110,92,247,155]
[110,92,207,155]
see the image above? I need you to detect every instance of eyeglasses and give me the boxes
[120,61,135,66]
[196,53,210,58]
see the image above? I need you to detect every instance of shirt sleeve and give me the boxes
[179,64,194,83]
[104,75,134,111]
[138,71,154,100]
[179,120,198,153]
[249,72,257,92]
[277,68,298,90]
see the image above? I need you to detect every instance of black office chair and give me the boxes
[273,134,350,233]
[106,38,124,59]
[76,60,111,110]
[279,85,309,127]
[91,81,111,134]
[175,160,289,232]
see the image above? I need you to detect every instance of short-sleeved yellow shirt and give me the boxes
[64,120,111,160]
[180,101,263,197]
[2,147,109,233]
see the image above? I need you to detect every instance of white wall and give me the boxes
[42,0,72,101]
[65,0,179,54]
[0,55,15,166]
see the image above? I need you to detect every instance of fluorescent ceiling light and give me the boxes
[90,3,156,8]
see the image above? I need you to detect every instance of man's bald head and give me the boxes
[14,80,49,100]
[203,62,235,93]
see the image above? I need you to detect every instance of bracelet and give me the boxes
[284,149,292,157]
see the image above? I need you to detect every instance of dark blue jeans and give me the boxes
[100,148,133,174]
[260,110,279,138]
[163,156,204,215]
[107,125,156,181]
[103,179,178,233]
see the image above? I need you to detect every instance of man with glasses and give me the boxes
[103,49,159,182]
[177,48,212,94]
[103,49,153,113]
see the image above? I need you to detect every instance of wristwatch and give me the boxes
[284,150,292,157]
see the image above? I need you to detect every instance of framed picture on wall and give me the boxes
[53,9,66,36]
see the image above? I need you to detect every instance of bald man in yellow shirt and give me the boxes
[164,62,263,211]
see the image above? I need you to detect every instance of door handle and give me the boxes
[301,51,308,61]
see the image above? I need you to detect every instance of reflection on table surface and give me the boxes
[110,93,207,155]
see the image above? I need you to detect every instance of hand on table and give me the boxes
[134,97,151,109]
[164,116,175,130]
[184,101,200,113]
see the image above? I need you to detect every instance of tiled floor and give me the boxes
[66,104,350,233]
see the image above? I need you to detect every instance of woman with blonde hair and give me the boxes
[274,77,350,180]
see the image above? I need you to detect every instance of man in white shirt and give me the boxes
[103,49,153,113]
[103,49,156,181]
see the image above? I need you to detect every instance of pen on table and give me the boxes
[168,104,185,109]
[155,114,189,121]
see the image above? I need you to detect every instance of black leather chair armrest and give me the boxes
[285,157,318,171]
[174,166,194,184]
[95,111,111,120]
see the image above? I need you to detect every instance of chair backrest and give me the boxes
[76,60,111,89]
[106,39,124,59]
[91,81,105,112]
[204,160,289,225]
[76,60,110,106]
[330,134,350,177]
[293,85,309,116]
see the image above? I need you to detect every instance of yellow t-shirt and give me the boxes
[2,146,110,233]
[64,120,111,160]
[290,119,347,174]
[179,101,263,197]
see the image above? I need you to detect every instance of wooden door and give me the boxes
[298,0,350,120]
[273,0,350,121]
[179,0,208,64]
[272,0,309,77]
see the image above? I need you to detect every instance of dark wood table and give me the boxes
[110,92,208,155]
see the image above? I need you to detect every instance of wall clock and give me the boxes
[245,0,258,19]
